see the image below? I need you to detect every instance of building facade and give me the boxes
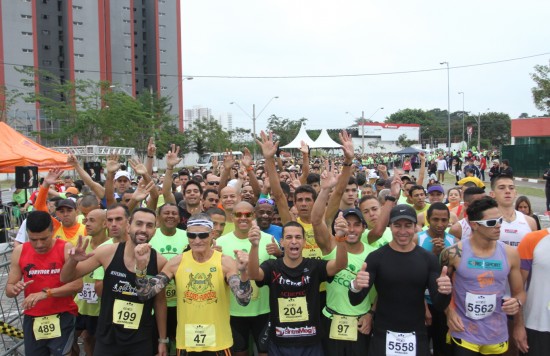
[0,0,184,138]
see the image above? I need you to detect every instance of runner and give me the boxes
[6,211,82,356]
[248,220,348,356]
[441,196,525,355]
[349,204,452,355]
[60,208,168,356]
[449,187,487,240]
[133,212,252,355]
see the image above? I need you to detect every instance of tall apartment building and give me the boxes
[0,0,184,140]
[184,106,212,130]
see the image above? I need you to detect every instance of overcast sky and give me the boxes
[180,0,550,132]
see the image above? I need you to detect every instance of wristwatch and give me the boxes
[158,338,169,344]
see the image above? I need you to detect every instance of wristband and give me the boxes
[349,280,361,293]
[246,166,253,172]
[42,288,52,298]
[135,265,147,277]
[335,235,347,243]
[158,338,169,344]
[367,309,375,316]
[384,196,397,202]
[342,162,353,167]
[517,299,522,308]
[147,155,154,159]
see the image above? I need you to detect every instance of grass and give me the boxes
[515,186,546,198]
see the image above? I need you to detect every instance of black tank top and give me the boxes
[96,242,158,345]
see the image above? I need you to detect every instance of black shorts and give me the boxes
[230,313,269,353]
[526,328,550,356]
[94,337,152,356]
[75,314,98,335]
[177,349,232,356]
[267,339,324,356]
[167,306,177,340]
[23,312,75,356]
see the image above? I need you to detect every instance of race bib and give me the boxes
[33,314,61,340]
[185,324,216,348]
[329,315,357,341]
[78,282,98,304]
[386,331,416,356]
[165,282,177,303]
[278,297,308,323]
[465,292,496,320]
[113,299,143,329]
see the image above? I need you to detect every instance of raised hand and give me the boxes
[134,243,152,270]
[106,154,121,174]
[166,144,182,169]
[147,137,156,158]
[10,280,34,297]
[436,266,452,295]
[390,174,402,197]
[132,180,155,202]
[128,158,147,177]
[44,168,64,186]
[68,236,94,262]
[339,130,355,160]
[255,131,279,159]
[223,149,236,171]
[320,160,338,190]
[266,236,282,257]
[354,262,369,289]
[241,147,253,168]
[248,221,261,247]
[234,250,249,272]
[299,140,309,156]
[333,212,349,238]
[67,154,79,167]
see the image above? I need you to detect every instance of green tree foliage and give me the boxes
[531,62,550,114]
[0,86,23,123]
[16,67,183,158]
[397,134,417,148]
[184,116,231,155]
[266,115,308,145]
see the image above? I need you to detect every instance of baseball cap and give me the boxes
[114,171,131,181]
[427,185,444,194]
[400,174,412,182]
[65,187,79,196]
[342,208,366,225]
[56,199,77,210]
[375,178,385,186]
[389,204,417,224]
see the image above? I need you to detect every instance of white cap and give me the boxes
[114,171,131,181]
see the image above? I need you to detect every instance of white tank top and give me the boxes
[500,210,532,248]
[459,219,472,240]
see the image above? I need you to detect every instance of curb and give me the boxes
[514,177,545,184]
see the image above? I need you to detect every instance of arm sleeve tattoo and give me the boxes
[228,274,252,306]
[135,272,170,301]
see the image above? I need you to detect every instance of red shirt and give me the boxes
[19,239,78,316]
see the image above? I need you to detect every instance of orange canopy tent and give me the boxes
[0,122,73,173]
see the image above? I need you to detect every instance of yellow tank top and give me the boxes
[54,223,86,247]
[175,250,232,351]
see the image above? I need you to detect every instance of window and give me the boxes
[74,53,84,57]
[20,14,32,19]
[159,37,166,40]
[159,12,166,16]
[159,24,166,28]
[22,48,33,53]
[42,30,50,35]
[42,60,52,66]
[160,49,167,53]
[21,31,33,36]
[124,58,131,62]
[72,5,82,10]
[43,45,50,50]
[160,61,167,65]
[123,19,130,23]
[42,15,48,19]
[74,37,84,41]
[75,69,84,73]
[23,82,34,87]
[73,21,83,26]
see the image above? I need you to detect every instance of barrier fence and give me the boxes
[0,243,24,355]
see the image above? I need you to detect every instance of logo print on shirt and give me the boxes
[476,271,495,288]
[159,245,178,255]
[184,273,217,304]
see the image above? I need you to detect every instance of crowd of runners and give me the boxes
[5,132,549,356]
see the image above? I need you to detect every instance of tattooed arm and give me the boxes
[439,242,462,277]
[222,255,252,306]
[135,254,179,301]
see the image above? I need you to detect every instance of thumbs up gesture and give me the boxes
[334,212,348,238]
[436,266,452,295]
[266,236,283,257]
[234,249,249,272]
[211,239,222,253]
[353,262,370,290]
[248,221,261,247]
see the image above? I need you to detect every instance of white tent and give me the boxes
[280,122,315,149]
[311,129,341,149]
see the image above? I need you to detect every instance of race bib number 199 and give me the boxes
[386,331,416,356]
[112,299,143,329]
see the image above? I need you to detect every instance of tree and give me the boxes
[519,112,529,118]
[184,116,232,155]
[266,115,307,146]
[0,86,23,123]
[397,134,417,148]
[531,62,550,114]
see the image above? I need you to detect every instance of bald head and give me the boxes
[220,186,239,211]
[234,201,254,211]
[85,208,107,237]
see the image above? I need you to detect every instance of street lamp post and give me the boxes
[230,96,279,158]
[346,107,383,155]
[440,61,450,151]
[458,91,465,142]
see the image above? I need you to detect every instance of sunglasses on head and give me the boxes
[208,181,220,185]
[187,232,210,239]
[257,198,275,205]
[234,212,253,218]
[472,217,503,227]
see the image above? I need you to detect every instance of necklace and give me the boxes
[503,211,516,223]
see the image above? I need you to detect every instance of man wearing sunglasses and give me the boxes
[441,196,525,355]
[255,198,283,243]
[217,202,280,356]
[205,173,221,192]
[133,213,252,355]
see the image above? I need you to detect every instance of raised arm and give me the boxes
[247,222,265,281]
[128,158,158,210]
[298,141,310,185]
[256,131,292,224]
[311,161,338,254]
[241,148,261,201]
[162,145,181,205]
[104,154,121,207]
[60,236,108,283]
[134,243,173,301]
[218,150,235,192]
[67,154,105,199]
[145,137,155,175]
[416,152,426,187]
[326,213,349,276]
[35,168,65,213]
[367,175,401,244]
[127,180,156,212]
[325,130,355,227]
[223,254,252,307]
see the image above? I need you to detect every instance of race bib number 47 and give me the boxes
[185,324,216,348]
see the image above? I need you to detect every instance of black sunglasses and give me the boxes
[208,181,220,185]
[187,232,210,239]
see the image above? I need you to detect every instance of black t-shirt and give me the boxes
[97,243,158,345]
[349,244,450,334]
[257,258,330,346]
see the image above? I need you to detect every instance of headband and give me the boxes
[187,219,213,230]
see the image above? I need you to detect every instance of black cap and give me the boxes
[342,208,366,225]
[55,199,77,210]
[389,204,417,224]
[375,178,385,186]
